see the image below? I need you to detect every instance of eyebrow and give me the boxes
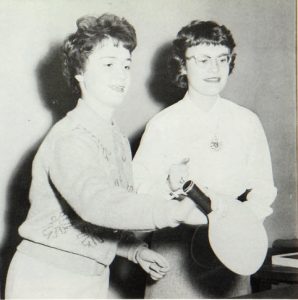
[99,56,131,61]
[196,53,230,58]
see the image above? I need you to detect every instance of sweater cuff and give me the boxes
[152,199,181,229]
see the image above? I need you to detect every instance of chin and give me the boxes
[203,86,225,96]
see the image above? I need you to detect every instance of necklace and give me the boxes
[208,113,223,151]
[210,134,223,151]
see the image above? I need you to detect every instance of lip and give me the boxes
[204,77,220,83]
[109,85,126,93]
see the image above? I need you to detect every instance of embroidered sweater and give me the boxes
[133,93,277,219]
[18,99,182,273]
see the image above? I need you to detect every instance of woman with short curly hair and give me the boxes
[169,20,236,89]
[62,14,137,96]
[134,20,276,298]
[5,14,204,299]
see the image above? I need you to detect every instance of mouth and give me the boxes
[204,77,220,83]
[109,85,126,93]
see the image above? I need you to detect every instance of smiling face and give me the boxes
[78,38,132,108]
[184,44,230,97]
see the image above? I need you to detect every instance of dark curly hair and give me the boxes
[62,14,137,95]
[169,20,236,89]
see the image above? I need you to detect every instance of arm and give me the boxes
[243,115,277,220]
[134,121,207,225]
[133,121,173,197]
[116,231,169,280]
[48,132,195,231]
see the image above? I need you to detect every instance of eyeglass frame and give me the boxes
[185,54,232,69]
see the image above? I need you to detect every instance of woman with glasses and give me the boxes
[133,20,277,298]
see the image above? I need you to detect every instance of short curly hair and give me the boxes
[62,13,137,95]
[169,20,236,89]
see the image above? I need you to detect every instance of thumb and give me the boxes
[177,157,190,165]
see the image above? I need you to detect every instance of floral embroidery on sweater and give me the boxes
[76,224,104,247]
[42,212,72,239]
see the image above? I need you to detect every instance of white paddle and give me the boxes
[183,180,268,276]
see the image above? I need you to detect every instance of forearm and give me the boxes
[48,133,181,230]
[244,183,277,219]
[49,166,182,230]
[244,114,277,219]
[116,231,147,262]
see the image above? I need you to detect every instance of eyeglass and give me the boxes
[185,54,231,68]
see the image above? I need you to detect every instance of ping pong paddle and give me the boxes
[182,180,268,275]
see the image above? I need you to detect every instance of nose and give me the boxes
[209,58,220,73]
[115,66,128,82]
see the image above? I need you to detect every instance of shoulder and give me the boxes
[221,98,261,124]
[146,99,186,130]
[44,116,99,152]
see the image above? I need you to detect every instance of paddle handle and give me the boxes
[182,180,212,215]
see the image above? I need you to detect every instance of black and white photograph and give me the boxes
[0,0,297,298]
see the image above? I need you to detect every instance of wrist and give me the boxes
[130,243,148,264]
[152,199,181,229]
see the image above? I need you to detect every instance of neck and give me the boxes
[81,93,115,122]
[188,88,219,112]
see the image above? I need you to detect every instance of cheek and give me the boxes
[85,69,108,88]
[186,66,204,82]
[220,70,229,84]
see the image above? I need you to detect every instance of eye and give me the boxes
[197,58,208,64]
[220,56,231,64]
[124,65,131,70]
[105,63,113,67]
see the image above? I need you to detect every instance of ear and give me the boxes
[181,65,187,75]
[75,74,84,82]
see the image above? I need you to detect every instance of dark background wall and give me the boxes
[0,0,296,298]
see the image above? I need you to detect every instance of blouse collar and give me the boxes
[182,92,222,119]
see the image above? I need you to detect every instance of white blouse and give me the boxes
[133,93,277,220]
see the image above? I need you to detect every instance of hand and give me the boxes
[135,247,170,281]
[178,197,208,225]
[206,188,237,215]
[168,158,190,191]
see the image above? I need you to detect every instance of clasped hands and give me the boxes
[135,158,235,281]
[167,158,236,224]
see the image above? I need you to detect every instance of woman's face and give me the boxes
[184,44,230,97]
[79,38,131,107]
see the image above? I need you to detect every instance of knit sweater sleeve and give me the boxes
[48,131,181,231]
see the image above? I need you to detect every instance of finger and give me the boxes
[149,270,164,280]
[149,254,170,270]
[184,208,208,225]
[178,157,190,165]
[150,274,163,281]
[150,275,160,281]
[149,263,168,274]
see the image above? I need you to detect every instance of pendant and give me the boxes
[210,135,222,151]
